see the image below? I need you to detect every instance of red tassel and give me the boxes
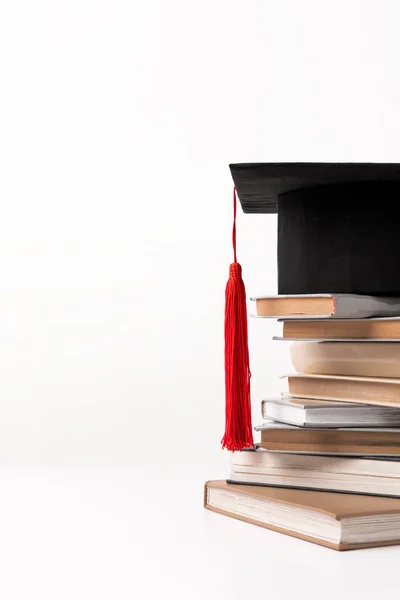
[221,187,254,452]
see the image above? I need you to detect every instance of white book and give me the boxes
[228,450,400,497]
[261,397,400,428]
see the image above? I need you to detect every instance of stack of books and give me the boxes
[205,293,400,551]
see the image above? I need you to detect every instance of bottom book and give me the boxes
[204,480,400,551]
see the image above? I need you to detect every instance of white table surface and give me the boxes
[0,466,398,600]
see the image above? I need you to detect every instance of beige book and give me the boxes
[280,318,400,340]
[204,480,400,551]
[285,373,400,408]
[291,342,400,378]
[256,421,400,455]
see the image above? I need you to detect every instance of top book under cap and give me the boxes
[229,162,400,295]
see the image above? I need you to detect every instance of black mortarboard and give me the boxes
[230,163,400,296]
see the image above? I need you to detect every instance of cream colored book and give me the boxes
[204,480,400,551]
[290,342,400,378]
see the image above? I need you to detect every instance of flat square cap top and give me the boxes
[229,162,400,213]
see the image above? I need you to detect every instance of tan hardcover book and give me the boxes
[251,294,400,319]
[256,421,400,455]
[204,480,400,551]
[281,318,400,340]
[285,373,400,408]
[290,342,400,378]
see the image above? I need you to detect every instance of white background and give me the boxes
[2,2,400,598]
[1,0,400,468]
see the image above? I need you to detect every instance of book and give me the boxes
[204,479,400,550]
[285,373,400,408]
[290,341,400,378]
[255,421,400,455]
[278,318,400,340]
[251,294,400,319]
[228,450,400,497]
[261,397,400,427]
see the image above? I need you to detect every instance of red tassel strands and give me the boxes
[221,187,254,452]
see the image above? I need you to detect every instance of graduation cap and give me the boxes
[222,163,400,451]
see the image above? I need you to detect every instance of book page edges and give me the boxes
[274,337,400,342]
[250,294,333,301]
[281,373,400,384]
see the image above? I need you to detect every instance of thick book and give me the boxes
[278,318,400,340]
[255,421,400,455]
[285,373,400,408]
[204,479,400,551]
[229,450,400,497]
[251,294,400,319]
[290,342,400,378]
[261,397,400,428]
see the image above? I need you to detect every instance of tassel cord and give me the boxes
[221,187,254,451]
